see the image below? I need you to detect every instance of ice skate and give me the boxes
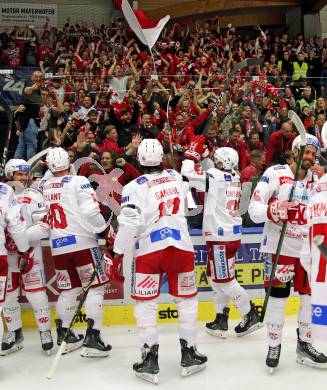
[296,329,327,369]
[40,329,54,355]
[56,319,83,354]
[133,344,159,384]
[0,328,24,355]
[205,307,229,338]
[234,302,264,337]
[266,345,281,374]
[81,319,111,358]
[180,339,207,377]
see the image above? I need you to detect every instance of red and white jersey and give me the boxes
[114,169,193,257]
[42,175,106,256]
[181,160,242,241]
[249,164,315,257]
[0,183,29,255]
[309,173,327,341]
[15,187,47,229]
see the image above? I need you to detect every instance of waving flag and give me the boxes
[118,0,170,50]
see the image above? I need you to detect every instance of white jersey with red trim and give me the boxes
[7,187,48,266]
[249,164,316,257]
[42,175,106,256]
[0,183,29,255]
[114,169,193,257]
[309,173,327,341]
[181,159,242,242]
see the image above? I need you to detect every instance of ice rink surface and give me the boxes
[1,317,327,390]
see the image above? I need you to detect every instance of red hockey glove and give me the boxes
[103,252,124,282]
[98,224,116,250]
[267,199,306,224]
[184,135,209,162]
[18,247,35,274]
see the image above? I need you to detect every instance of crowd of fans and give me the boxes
[1,15,327,217]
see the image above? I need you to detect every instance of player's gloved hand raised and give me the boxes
[103,252,124,282]
[184,135,209,162]
[18,247,35,274]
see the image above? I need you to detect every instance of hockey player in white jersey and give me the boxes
[249,133,327,371]
[113,139,207,384]
[0,159,53,355]
[181,137,262,338]
[0,180,31,350]
[42,147,111,357]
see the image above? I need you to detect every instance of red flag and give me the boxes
[120,0,170,49]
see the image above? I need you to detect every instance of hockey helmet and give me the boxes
[137,139,163,167]
[5,159,30,179]
[46,147,70,172]
[292,134,321,154]
[213,147,239,170]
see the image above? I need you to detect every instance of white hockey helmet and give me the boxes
[5,159,30,179]
[137,139,163,167]
[213,147,239,170]
[46,147,70,172]
[292,134,321,154]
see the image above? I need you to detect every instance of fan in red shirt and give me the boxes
[222,128,248,171]
[36,38,54,66]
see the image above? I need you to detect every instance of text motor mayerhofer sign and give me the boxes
[0,3,58,28]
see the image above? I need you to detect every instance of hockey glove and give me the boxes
[267,199,297,223]
[18,247,35,274]
[184,135,209,162]
[98,224,116,250]
[103,252,124,282]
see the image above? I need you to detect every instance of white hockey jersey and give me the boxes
[114,169,194,257]
[308,173,327,341]
[0,183,29,255]
[181,160,242,242]
[248,164,315,257]
[42,175,107,255]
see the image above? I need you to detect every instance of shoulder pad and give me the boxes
[136,176,148,185]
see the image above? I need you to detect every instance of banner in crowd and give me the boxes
[0,3,57,28]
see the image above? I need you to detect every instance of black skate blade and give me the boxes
[296,356,327,369]
[0,342,23,356]
[181,363,206,377]
[205,328,227,339]
[235,322,264,337]
[268,367,276,375]
[43,348,53,356]
[135,371,159,385]
[80,347,110,358]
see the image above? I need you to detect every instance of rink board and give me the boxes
[21,228,301,328]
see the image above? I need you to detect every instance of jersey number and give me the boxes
[159,197,180,217]
[47,204,67,229]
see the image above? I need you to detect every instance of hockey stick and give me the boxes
[313,235,327,262]
[46,249,105,380]
[260,110,307,322]
[165,94,176,169]
[0,93,14,178]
